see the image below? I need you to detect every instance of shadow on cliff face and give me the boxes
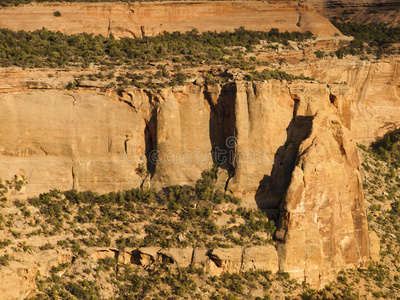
[255,115,314,219]
[144,109,157,178]
[204,83,237,189]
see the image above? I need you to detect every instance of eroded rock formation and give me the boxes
[0,1,341,38]
[283,58,400,145]
[0,74,372,288]
[275,108,369,288]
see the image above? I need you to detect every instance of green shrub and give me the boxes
[314,50,324,58]
[332,21,400,59]
[0,254,9,266]
[0,239,11,249]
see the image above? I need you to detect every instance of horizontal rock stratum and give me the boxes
[0,1,342,38]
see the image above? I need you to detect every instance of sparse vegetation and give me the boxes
[0,27,314,88]
[0,142,398,298]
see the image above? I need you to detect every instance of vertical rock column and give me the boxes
[276,107,370,288]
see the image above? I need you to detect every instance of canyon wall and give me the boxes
[283,58,400,145]
[0,75,371,287]
[0,1,341,38]
[275,106,369,287]
[0,78,352,203]
[0,0,396,293]
[306,0,400,26]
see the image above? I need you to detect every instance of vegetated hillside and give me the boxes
[0,146,399,299]
[0,27,314,89]
[331,21,400,59]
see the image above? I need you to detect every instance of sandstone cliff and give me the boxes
[0,72,371,289]
[282,58,400,145]
[0,78,355,204]
[0,1,341,38]
[275,107,369,288]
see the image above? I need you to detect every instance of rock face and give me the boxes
[274,107,370,288]
[283,58,400,145]
[0,90,146,194]
[0,71,371,288]
[0,1,341,38]
[0,80,355,204]
[0,249,73,300]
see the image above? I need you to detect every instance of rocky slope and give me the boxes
[307,0,400,26]
[0,1,341,38]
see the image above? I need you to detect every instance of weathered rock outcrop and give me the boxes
[0,90,146,194]
[0,249,73,300]
[275,107,369,288]
[0,74,370,288]
[0,80,354,203]
[0,1,341,38]
[283,58,400,145]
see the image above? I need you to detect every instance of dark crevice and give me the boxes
[108,139,112,154]
[206,251,222,268]
[131,249,142,265]
[71,165,75,190]
[224,169,234,192]
[107,18,111,38]
[121,99,137,112]
[205,83,237,178]
[144,109,157,178]
[159,253,174,264]
[330,93,339,108]
[124,136,129,154]
[297,12,302,27]
[251,82,257,98]
[39,146,48,156]
[289,92,301,119]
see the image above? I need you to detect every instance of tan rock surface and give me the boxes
[89,248,118,260]
[0,90,145,196]
[157,248,193,267]
[133,247,159,268]
[0,1,341,39]
[242,245,279,273]
[283,58,400,144]
[0,249,73,300]
[276,107,370,288]
[206,248,243,276]
[369,230,380,262]
[150,86,214,189]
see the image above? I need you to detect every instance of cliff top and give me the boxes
[0,1,342,38]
